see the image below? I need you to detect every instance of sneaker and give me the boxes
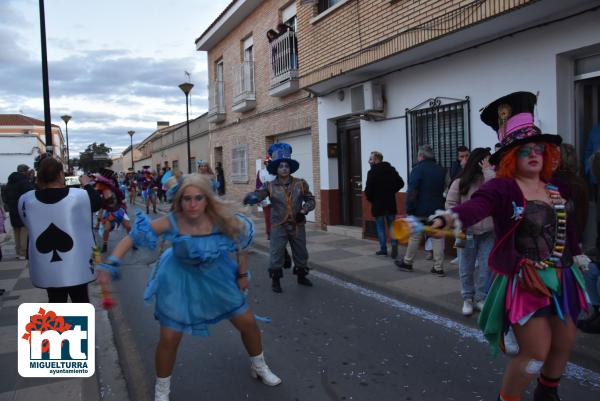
[375,250,387,256]
[430,268,445,277]
[475,300,485,312]
[450,257,458,265]
[394,260,413,272]
[391,245,398,259]
[462,299,474,316]
[16,256,27,260]
[425,251,433,260]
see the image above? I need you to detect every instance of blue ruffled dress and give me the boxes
[129,210,254,336]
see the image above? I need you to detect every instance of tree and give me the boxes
[78,142,113,173]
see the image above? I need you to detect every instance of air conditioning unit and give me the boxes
[350,82,384,116]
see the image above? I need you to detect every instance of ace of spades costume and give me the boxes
[18,188,95,288]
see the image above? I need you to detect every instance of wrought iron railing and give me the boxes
[270,31,299,87]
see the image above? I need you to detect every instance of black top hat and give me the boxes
[480,91,561,165]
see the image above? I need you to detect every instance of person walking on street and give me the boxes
[429,92,590,401]
[98,174,281,401]
[5,164,34,260]
[364,151,404,258]
[244,143,315,293]
[395,145,447,276]
[445,148,495,315]
[18,155,101,302]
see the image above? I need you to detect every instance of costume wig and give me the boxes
[496,143,560,181]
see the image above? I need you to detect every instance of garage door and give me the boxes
[276,132,315,222]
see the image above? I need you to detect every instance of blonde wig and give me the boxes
[171,174,244,239]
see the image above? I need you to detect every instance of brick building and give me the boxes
[298,0,600,242]
[195,0,321,223]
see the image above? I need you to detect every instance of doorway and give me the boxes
[337,120,362,227]
[575,76,600,251]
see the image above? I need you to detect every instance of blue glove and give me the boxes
[96,255,122,280]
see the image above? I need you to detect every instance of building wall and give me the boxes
[206,0,309,125]
[316,9,600,225]
[211,98,320,221]
[0,135,39,183]
[297,0,538,88]
[203,0,321,221]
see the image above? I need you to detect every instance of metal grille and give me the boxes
[407,99,470,171]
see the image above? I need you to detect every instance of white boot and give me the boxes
[250,352,282,386]
[155,376,171,401]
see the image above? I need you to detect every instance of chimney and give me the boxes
[157,121,169,130]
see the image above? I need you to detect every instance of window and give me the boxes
[172,160,179,171]
[282,3,297,31]
[318,0,344,13]
[407,99,470,172]
[231,144,248,183]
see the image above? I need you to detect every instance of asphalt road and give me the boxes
[107,228,599,401]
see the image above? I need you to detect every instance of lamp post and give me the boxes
[60,115,71,172]
[128,130,135,170]
[179,82,194,174]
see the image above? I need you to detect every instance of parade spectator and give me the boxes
[430,92,590,401]
[244,143,315,293]
[395,145,446,276]
[553,143,588,243]
[19,155,101,302]
[215,162,225,196]
[448,145,470,182]
[98,174,281,401]
[364,151,404,258]
[197,160,220,192]
[578,262,600,333]
[0,185,6,262]
[5,164,34,260]
[445,148,495,315]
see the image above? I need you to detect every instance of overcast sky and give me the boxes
[0,0,230,155]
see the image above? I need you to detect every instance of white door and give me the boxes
[276,132,315,222]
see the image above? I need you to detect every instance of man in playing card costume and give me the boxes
[95,168,132,253]
[18,155,101,302]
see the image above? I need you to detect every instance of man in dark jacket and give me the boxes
[395,145,447,276]
[365,151,404,258]
[5,164,35,259]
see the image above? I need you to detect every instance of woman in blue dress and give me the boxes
[97,174,281,401]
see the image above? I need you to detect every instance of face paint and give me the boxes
[277,162,290,177]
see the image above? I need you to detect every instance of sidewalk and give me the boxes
[0,226,127,400]
[144,198,600,372]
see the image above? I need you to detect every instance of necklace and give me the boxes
[536,184,567,269]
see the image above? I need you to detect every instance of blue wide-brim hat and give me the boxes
[266,143,299,175]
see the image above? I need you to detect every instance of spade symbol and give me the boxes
[36,223,74,262]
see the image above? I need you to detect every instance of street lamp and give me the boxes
[179,82,194,174]
[128,130,135,170]
[60,115,71,172]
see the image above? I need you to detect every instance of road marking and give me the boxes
[313,270,600,389]
[250,247,600,388]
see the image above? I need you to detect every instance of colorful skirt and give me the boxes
[478,264,590,356]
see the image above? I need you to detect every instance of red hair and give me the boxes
[496,143,560,181]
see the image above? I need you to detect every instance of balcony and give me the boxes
[269,31,299,97]
[207,79,226,123]
[232,61,256,112]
